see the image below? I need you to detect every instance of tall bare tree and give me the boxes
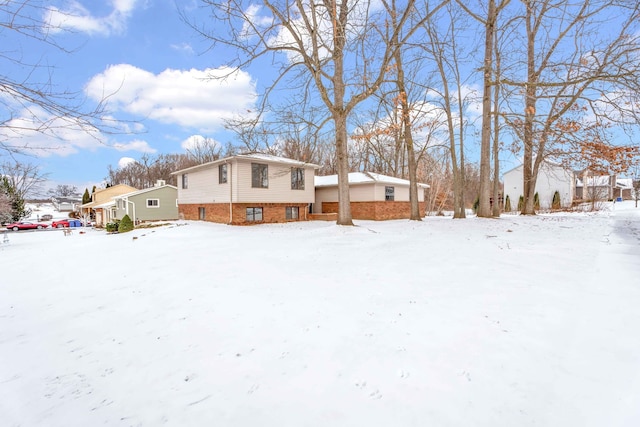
[0,161,48,199]
[422,2,477,218]
[187,0,447,225]
[456,0,511,218]
[502,0,640,215]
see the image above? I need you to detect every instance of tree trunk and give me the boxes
[477,0,496,218]
[492,27,502,218]
[521,1,537,215]
[393,39,421,221]
[335,109,354,225]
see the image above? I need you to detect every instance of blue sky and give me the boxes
[3,0,265,193]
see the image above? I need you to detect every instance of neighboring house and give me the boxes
[51,197,81,212]
[503,162,575,210]
[172,154,319,225]
[313,172,429,220]
[80,184,138,227]
[112,180,178,223]
[614,177,633,200]
[576,173,632,201]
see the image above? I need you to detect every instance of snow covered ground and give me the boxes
[1,201,639,426]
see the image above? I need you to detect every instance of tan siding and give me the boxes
[177,168,231,204]
[235,161,315,203]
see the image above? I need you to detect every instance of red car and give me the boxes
[51,219,71,228]
[5,221,49,231]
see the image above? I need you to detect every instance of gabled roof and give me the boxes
[113,184,178,200]
[171,153,320,175]
[576,176,611,187]
[315,171,429,188]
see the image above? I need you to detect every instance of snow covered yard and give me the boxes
[1,202,639,426]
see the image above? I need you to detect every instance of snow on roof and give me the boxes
[172,153,320,175]
[315,171,429,188]
[616,178,632,189]
[113,184,177,199]
[576,175,611,187]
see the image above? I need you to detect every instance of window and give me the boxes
[286,206,299,220]
[246,207,263,222]
[182,173,188,189]
[291,168,305,190]
[385,186,395,201]
[198,207,206,220]
[251,163,268,188]
[147,199,159,208]
[219,164,227,184]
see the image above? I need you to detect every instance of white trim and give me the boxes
[146,198,160,208]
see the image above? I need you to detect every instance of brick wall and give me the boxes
[179,203,310,225]
[322,201,426,220]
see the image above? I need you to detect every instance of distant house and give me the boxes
[575,173,632,201]
[80,184,138,227]
[112,180,178,224]
[313,172,429,220]
[503,162,575,210]
[172,154,319,225]
[51,197,81,212]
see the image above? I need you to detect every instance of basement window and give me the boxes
[286,206,299,220]
[246,207,263,222]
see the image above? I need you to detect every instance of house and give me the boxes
[575,173,632,201]
[503,162,575,210]
[172,154,319,225]
[313,172,429,220]
[112,180,178,224]
[80,184,138,227]
[51,197,81,212]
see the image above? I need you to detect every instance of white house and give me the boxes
[503,162,575,211]
[172,154,319,225]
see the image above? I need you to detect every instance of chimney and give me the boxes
[156,179,166,187]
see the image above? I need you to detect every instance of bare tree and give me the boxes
[633,171,640,208]
[501,0,640,215]
[49,184,78,198]
[456,0,510,218]
[1,1,126,156]
[0,161,48,199]
[186,0,447,225]
[422,2,478,219]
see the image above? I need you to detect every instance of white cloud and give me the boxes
[44,0,141,36]
[118,157,136,168]
[84,64,257,132]
[170,42,195,55]
[112,139,156,153]
[0,105,154,157]
[0,106,103,156]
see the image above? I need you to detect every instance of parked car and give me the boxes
[51,219,71,228]
[52,219,84,228]
[5,221,49,231]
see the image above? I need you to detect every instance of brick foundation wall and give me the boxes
[322,201,426,220]
[179,203,310,225]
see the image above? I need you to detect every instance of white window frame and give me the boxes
[146,198,160,208]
